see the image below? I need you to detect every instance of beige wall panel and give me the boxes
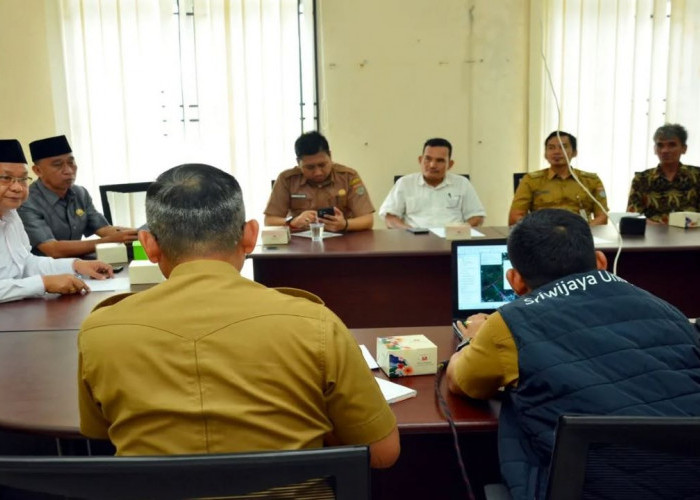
[318,0,529,226]
[0,0,57,152]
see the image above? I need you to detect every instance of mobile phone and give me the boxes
[406,227,429,234]
[317,207,334,218]
[453,321,471,351]
[452,320,465,341]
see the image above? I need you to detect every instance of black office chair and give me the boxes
[99,182,153,226]
[394,173,470,183]
[0,445,369,500]
[486,415,700,500]
[547,415,700,499]
[513,172,526,192]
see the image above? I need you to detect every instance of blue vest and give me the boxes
[498,270,700,500]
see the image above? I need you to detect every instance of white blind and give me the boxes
[58,0,316,221]
[530,0,700,211]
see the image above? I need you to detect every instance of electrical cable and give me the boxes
[540,31,625,275]
[435,360,476,500]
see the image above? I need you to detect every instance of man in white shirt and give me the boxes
[379,138,485,229]
[0,139,113,303]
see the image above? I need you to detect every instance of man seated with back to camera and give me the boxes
[264,131,374,232]
[18,135,138,258]
[627,123,700,224]
[509,131,608,226]
[78,164,399,479]
[378,137,486,229]
[447,209,700,500]
[0,139,113,303]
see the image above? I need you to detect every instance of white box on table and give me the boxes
[376,334,437,378]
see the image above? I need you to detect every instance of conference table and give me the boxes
[2,223,699,498]
[0,286,500,499]
[250,225,700,328]
[250,227,508,329]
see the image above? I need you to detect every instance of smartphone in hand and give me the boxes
[453,320,471,351]
[317,207,334,218]
[452,320,465,341]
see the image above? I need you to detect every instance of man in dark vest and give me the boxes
[447,208,700,500]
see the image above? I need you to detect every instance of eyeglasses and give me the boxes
[0,175,32,187]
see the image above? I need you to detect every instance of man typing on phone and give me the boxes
[264,131,374,232]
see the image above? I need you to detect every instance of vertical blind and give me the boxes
[58,0,316,222]
[530,0,700,211]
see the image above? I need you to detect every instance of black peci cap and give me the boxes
[29,135,72,163]
[0,139,28,164]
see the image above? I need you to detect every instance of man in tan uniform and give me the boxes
[264,131,374,232]
[509,131,608,226]
[79,164,399,469]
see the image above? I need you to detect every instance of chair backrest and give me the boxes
[99,182,153,226]
[513,172,526,193]
[0,445,369,500]
[393,173,470,183]
[547,415,700,500]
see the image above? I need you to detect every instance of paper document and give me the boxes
[84,277,131,292]
[360,345,379,370]
[375,377,417,404]
[429,227,485,238]
[292,231,343,239]
[593,236,610,245]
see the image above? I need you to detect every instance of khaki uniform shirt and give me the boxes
[265,163,374,219]
[78,260,396,455]
[450,312,519,399]
[510,168,608,220]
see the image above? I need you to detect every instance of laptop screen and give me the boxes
[451,238,517,319]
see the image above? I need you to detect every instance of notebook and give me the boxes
[451,238,517,321]
[374,377,417,404]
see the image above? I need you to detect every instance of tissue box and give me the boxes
[261,226,290,245]
[95,243,128,264]
[128,260,165,284]
[445,223,472,241]
[669,211,700,229]
[376,335,437,378]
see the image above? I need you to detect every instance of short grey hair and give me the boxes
[654,123,688,146]
[146,164,245,262]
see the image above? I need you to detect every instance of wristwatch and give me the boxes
[285,216,294,226]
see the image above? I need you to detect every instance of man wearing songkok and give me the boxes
[18,135,138,258]
[0,139,112,303]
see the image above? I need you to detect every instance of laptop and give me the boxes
[451,238,517,323]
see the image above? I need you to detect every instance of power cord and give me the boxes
[435,360,476,500]
[540,24,625,276]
